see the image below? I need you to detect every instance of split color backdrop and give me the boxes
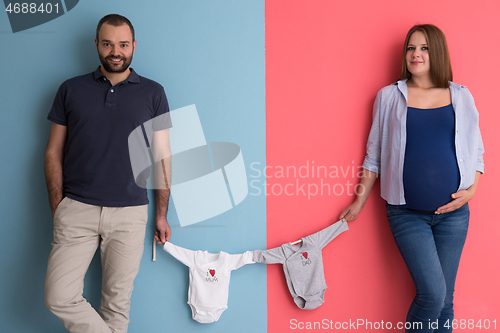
[0,0,499,332]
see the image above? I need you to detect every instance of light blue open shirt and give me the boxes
[362,79,485,205]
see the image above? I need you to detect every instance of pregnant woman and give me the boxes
[339,24,484,332]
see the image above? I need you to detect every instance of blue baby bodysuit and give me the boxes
[253,220,348,310]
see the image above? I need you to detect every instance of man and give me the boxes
[44,14,171,333]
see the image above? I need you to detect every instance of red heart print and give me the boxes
[209,269,215,277]
[302,252,308,259]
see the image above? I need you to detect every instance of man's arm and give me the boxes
[152,128,172,244]
[44,123,67,215]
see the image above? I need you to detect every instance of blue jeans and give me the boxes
[386,203,470,333]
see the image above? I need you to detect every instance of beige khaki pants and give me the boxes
[44,197,148,333]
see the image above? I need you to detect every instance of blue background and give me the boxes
[0,1,266,332]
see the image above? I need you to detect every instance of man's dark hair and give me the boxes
[96,14,135,42]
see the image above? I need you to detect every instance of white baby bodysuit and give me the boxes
[163,242,254,323]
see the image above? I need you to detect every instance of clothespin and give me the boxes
[153,237,157,262]
[291,239,302,245]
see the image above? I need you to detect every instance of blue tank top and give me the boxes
[402,104,460,211]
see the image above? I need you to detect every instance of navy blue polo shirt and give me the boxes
[48,67,172,207]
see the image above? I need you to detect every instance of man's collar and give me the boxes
[92,66,104,80]
[92,66,140,83]
[126,68,140,83]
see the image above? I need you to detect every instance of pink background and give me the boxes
[266,0,499,331]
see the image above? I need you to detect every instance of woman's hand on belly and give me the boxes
[435,171,481,214]
[434,189,474,214]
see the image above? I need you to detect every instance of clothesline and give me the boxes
[153,237,303,261]
[156,220,349,319]
[152,219,347,262]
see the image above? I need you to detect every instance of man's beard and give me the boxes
[99,52,133,73]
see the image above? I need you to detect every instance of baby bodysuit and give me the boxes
[163,242,254,323]
[253,220,348,310]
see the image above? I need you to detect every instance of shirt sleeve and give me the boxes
[253,247,286,264]
[476,129,485,173]
[462,87,485,174]
[306,220,349,249]
[152,87,172,131]
[466,88,485,174]
[47,81,68,126]
[227,251,255,271]
[163,242,196,267]
[362,88,383,174]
